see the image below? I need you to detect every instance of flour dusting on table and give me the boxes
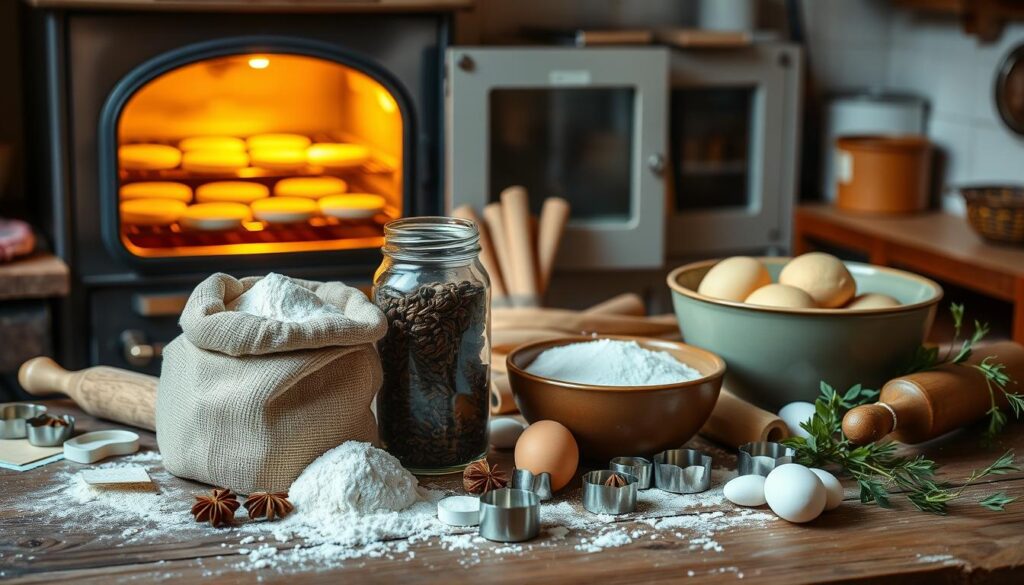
[11,450,774,576]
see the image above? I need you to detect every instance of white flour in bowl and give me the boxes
[525,339,702,386]
[227,272,341,323]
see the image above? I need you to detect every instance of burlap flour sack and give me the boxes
[156,273,387,494]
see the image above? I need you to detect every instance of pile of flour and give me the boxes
[526,339,702,386]
[227,272,341,323]
[288,441,420,515]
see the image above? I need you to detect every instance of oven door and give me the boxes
[446,47,668,269]
[667,43,802,257]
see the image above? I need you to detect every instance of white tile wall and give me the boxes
[810,4,1024,215]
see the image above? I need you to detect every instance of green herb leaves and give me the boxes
[783,381,1020,515]
[904,303,1022,442]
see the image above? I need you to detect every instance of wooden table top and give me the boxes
[796,204,1024,278]
[3,400,1024,584]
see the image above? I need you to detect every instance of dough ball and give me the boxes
[697,257,771,302]
[779,252,856,308]
[845,293,900,310]
[744,284,817,309]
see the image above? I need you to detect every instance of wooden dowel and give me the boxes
[499,186,540,307]
[536,197,570,295]
[699,388,790,448]
[483,202,515,307]
[451,205,507,302]
[492,308,679,336]
[583,293,646,316]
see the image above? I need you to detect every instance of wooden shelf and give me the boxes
[894,0,1024,42]
[0,252,69,302]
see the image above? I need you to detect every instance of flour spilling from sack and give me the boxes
[227,272,341,323]
[526,339,702,386]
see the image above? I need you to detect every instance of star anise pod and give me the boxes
[463,459,508,495]
[244,491,294,521]
[604,473,627,488]
[191,488,240,528]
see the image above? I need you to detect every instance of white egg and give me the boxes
[489,417,527,449]
[764,463,827,523]
[778,401,816,438]
[723,474,766,507]
[810,468,844,511]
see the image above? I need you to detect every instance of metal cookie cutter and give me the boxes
[610,456,653,490]
[27,414,75,447]
[737,441,795,477]
[0,404,48,439]
[654,448,713,494]
[511,468,553,501]
[478,488,540,543]
[582,470,638,515]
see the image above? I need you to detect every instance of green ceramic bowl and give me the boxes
[667,258,942,410]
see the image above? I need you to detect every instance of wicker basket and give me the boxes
[961,186,1024,245]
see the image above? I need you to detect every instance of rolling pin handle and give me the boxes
[842,403,897,445]
[18,356,71,396]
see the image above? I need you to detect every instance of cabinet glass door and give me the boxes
[671,87,754,211]
[490,88,635,221]
[666,44,801,257]
[446,47,667,269]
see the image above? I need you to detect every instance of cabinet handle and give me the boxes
[647,153,666,176]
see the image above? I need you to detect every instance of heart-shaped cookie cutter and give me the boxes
[582,470,639,515]
[510,468,552,501]
[654,448,713,494]
[737,441,795,477]
[27,414,75,447]
[609,456,653,490]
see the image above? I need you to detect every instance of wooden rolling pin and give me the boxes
[843,341,1024,445]
[18,357,157,431]
[500,186,540,307]
[699,388,790,448]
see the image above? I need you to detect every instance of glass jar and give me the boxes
[373,217,491,474]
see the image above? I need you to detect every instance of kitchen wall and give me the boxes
[804,1,1024,215]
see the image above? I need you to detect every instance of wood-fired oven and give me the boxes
[21,0,465,373]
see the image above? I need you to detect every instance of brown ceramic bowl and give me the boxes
[506,335,725,462]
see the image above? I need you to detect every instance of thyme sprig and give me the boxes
[783,382,1019,515]
[904,303,1022,441]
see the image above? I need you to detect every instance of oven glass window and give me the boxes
[489,88,634,221]
[116,54,402,258]
[671,87,753,210]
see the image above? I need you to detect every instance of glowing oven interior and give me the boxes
[116,53,403,258]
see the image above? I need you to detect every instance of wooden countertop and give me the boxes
[3,401,1024,583]
[0,253,69,302]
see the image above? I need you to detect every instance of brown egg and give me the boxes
[845,293,900,310]
[779,252,856,308]
[744,284,817,309]
[513,420,578,491]
[697,256,771,302]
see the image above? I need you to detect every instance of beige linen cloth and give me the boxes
[157,273,387,494]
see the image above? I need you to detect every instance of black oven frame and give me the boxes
[22,8,451,371]
[97,35,419,272]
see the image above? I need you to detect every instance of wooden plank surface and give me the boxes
[0,253,69,301]
[796,205,1024,279]
[2,401,1023,584]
